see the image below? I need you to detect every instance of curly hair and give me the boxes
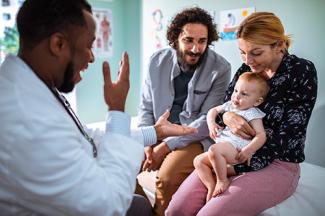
[166,7,219,49]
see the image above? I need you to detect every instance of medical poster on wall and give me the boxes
[0,0,24,63]
[151,8,167,51]
[219,7,255,40]
[92,8,113,58]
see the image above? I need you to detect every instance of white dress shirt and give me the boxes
[0,55,156,216]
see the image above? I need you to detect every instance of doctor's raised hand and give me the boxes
[103,52,130,112]
[102,52,197,139]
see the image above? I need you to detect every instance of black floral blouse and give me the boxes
[224,54,318,173]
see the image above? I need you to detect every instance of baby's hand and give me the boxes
[208,122,223,140]
[215,128,222,136]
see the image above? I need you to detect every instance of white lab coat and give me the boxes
[0,55,145,216]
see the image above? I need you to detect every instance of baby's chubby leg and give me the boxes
[193,152,216,202]
[208,142,238,196]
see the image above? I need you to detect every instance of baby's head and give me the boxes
[231,72,270,110]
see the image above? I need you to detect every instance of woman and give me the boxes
[165,12,318,216]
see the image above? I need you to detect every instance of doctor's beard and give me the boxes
[59,61,75,93]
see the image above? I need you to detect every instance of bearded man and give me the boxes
[136,7,231,216]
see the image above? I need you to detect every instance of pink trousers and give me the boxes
[165,160,300,216]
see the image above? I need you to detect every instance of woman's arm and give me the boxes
[236,118,266,166]
[223,112,256,140]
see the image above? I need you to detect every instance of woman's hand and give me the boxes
[223,112,255,139]
[236,146,254,166]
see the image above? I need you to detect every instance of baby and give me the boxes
[194,72,270,202]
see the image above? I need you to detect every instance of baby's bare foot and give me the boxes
[206,187,214,202]
[213,179,230,196]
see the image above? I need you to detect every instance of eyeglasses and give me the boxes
[51,87,97,158]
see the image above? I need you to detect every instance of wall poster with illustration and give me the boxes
[0,0,24,63]
[92,8,113,58]
[219,7,255,40]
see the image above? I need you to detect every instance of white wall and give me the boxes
[141,0,325,166]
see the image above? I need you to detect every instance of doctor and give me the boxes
[0,0,196,215]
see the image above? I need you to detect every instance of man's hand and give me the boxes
[142,146,153,171]
[223,112,255,139]
[103,52,130,111]
[154,110,198,140]
[143,142,171,171]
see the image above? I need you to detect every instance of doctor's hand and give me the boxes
[103,52,130,112]
[154,110,198,140]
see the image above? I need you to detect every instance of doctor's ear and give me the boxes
[48,32,69,57]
